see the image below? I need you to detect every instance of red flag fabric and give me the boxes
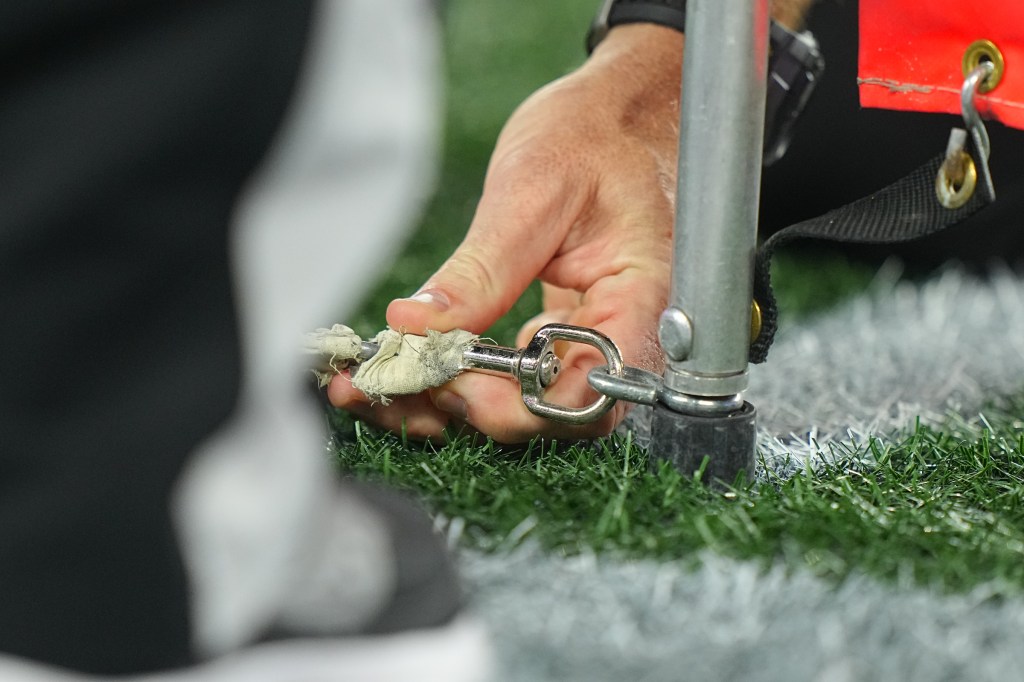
[858,0,1024,130]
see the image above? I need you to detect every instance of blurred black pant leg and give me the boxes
[0,2,312,673]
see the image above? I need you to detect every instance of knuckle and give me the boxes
[437,249,498,298]
[484,147,572,214]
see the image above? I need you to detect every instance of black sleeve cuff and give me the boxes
[587,0,687,54]
[608,1,687,33]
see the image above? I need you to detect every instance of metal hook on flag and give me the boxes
[936,61,996,209]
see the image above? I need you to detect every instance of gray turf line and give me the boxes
[461,546,1024,682]
[461,265,1024,681]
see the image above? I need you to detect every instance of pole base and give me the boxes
[649,401,757,486]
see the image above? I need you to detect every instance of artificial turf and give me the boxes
[330,0,1024,599]
[331,402,1024,596]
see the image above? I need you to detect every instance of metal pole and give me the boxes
[650,0,769,483]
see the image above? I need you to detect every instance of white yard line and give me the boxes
[462,544,1024,682]
[464,265,1024,681]
[752,264,1024,464]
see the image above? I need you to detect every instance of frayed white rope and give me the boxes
[304,324,364,386]
[304,324,478,403]
[354,328,478,403]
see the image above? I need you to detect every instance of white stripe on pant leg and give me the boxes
[172,0,443,657]
[0,614,493,682]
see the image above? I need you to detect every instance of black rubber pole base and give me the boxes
[649,401,757,486]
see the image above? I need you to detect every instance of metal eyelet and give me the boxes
[935,148,978,210]
[962,39,1004,94]
[518,324,623,425]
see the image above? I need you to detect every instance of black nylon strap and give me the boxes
[750,149,995,363]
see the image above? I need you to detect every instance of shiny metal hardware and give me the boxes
[658,307,693,362]
[962,39,1004,94]
[936,61,995,209]
[588,365,662,407]
[358,338,562,387]
[359,322,750,425]
[659,300,762,363]
[513,324,624,424]
[750,300,762,343]
[936,128,978,209]
[461,343,562,387]
[961,62,994,162]
[359,324,623,425]
[359,340,381,362]
[461,324,624,425]
[588,364,745,416]
[663,0,765,400]
[659,390,744,416]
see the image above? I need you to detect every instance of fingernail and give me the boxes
[404,288,450,311]
[433,390,468,421]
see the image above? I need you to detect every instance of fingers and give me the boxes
[514,307,571,347]
[327,272,665,443]
[327,373,454,440]
[324,327,634,444]
[353,60,680,443]
[388,107,595,338]
[387,192,578,336]
[431,367,625,443]
[429,270,667,443]
[384,239,528,337]
[569,269,668,374]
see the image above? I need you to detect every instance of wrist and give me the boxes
[587,0,814,53]
[575,24,684,145]
[586,0,687,54]
[585,23,683,91]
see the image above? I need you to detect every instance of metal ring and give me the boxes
[935,150,978,209]
[962,39,1004,94]
[656,390,745,416]
[519,324,624,425]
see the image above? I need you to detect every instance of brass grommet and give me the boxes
[962,39,1005,93]
[750,300,762,343]
[935,150,978,209]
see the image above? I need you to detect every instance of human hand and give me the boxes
[329,24,684,442]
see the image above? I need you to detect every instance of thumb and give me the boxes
[386,239,537,335]
[387,177,577,335]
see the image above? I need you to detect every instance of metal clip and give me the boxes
[587,364,745,416]
[464,324,625,425]
[936,60,996,208]
[354,324,624,425]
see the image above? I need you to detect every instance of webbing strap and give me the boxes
[750,148,995,363]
